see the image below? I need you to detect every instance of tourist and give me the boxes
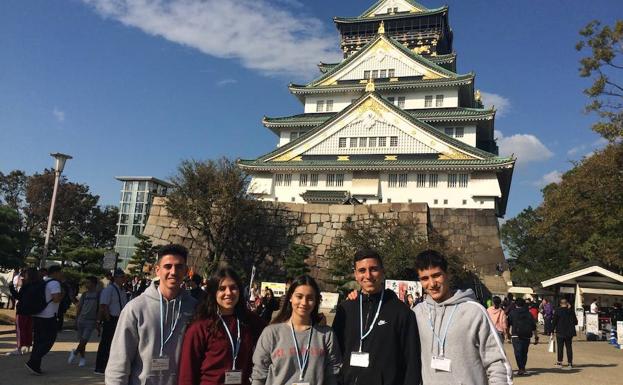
[178,267,265,385]
[542,298,554,335]
[94,268,128,374]
[256,287,279,323]
[251,275,341,385]
[414,250,513,384]
[487,296,508,342]
[508,298,538,375]
[68,275,99,367]
[590,298,599,314]
[553,298,578,368]
[405,293,416,309]
[334,248,421,385]
[7,267,37,356]
[105,244,197,385]
[188,273,206,302]
[25,265,64,375]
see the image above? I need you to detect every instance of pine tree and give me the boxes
[128,234,157,277]
[283,244,310,278]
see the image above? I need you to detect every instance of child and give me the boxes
[68,276,99,367]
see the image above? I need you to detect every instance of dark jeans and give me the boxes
[556,336,573,364]
[56,311,65,331]
[512,337,531,370]
[27,317,58,370]
[544,316,553,335]
[95,317,118,372]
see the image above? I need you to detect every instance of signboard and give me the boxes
[320,292,340,310]
[617,321,623,346]
[575,308,585,331]
[102,252,117,270]
[261,282,287,297]
[585,312,599,335]
[385,280,422,302]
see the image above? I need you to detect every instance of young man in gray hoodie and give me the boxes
[105,244,197,385]
[414,250,513,385]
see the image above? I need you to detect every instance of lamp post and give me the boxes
[40,152,72,268]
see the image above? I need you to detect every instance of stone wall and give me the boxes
[143,197,505,285]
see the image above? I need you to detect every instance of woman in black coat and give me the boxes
[552,298,578,367]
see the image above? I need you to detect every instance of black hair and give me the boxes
[493,296,502,308]
[515,297,526,307]
[414,249,448,272]
[272,274,322,325]
[85,275,98,286]
[48,265,62,275]
[194,267,247,328]
[353,248,383,267]
[157,243,189,262]
[191,273,203,285]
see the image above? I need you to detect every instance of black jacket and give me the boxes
[332,289,422,385]
[552,307,578,337]
[508,306,536,339]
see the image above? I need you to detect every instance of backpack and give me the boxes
[16,279,58,316]
[512,309,535,338]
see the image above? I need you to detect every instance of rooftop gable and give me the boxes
[360,0,428,18]
[541,264,623,288]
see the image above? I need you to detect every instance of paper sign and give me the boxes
[385,280,422,301]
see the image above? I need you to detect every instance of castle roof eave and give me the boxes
[335,5,449,24]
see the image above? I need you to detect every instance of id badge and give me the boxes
[431,356,451,372]
[151,357,170,372]
[224,370,242,384]
[350,351,370,368]
[292,383,310,385]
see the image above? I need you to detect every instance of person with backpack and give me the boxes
[508,298,538,376]
[7,268,38,356]
[552,298,578,368]
[25,265,64,375]
[68,276,100,367]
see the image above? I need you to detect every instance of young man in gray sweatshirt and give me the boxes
[414,250,513,385]
[105,244,197,385]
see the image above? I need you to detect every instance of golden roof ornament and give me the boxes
[378,21,385,35]
[475,89,482,101]
[365,78,375,92]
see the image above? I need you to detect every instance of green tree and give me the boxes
[576,19,623,141]
[65,247,106,273]
[128,234,157,277]
[0,170,27,212]
[0,205,29,268]
[284,244,311,278]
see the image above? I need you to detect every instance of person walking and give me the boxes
[487,296,508,342]
[251,275,341,385]
[414,250,513,385]
[68,276,99,367]
[178,267,266,385]
[542,298,554,335]
[7,268,37,356]
[105,244,197,385]
[334,248,421,385]
[552,298,578,368]
[256,288,279,324]
[94,268,128,374]
[508,298,538,375]
[25,265,64,375]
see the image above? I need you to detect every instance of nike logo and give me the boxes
[377,320,387,326]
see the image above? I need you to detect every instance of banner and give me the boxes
[320,292,340,310]
[617,321,623,346]
[261,282,287,297]
[385,280,422,302]
[585,312,599,335]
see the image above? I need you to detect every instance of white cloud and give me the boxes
[480,91,511,117]
[216,78,237,87]
[82,0,342,77]
[567,137,609,157]
[533,170,562,187]
[52,107,65,122]
[495,130,553,164]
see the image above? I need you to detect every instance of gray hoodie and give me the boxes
[413,289,513,385]
[105,282,197,385]
[251,323,341,385]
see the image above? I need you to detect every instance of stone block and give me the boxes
[331,214,340,222]
[143,224,156,236]
[312,234,323,244]
[315,244,327,256]
[161,228,171,241]
[149,206,161,217]
[323,222,331,229]
[297,226,306,234]
[321,214,330,222]
[370,203,392,214]
[153,226,164,239]
[354,205,370,215]
[322,236,332,246]
[157,216,171,227]
[306,223,318,233]
[152,196,166,206]
[326,229,336,238]
[318,227,327,235]
[328,205,355,215]
[332,222,342,229]
[303,204,330,214]
[310,214,321,223]
[302,213,311,223]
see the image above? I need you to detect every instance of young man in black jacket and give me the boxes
[508,298,537,375]
[332,248,422,385]
[552,298,578,368]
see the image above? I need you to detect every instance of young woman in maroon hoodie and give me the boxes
[178,268,266,385]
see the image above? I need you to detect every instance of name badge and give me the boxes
[224,370,242,384]
[151,357,170,372]
[350,351,370,368]
[292,383,311,385]
[431,356,451,372]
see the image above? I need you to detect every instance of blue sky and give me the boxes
[0,0,619,219]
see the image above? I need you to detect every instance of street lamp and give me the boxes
[40,152,72,268]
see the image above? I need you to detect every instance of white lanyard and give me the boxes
[425,303,458,357]
[219,314,241,370]
[158,288,183,357]
[358,289,384,352]
[289,322,314,381]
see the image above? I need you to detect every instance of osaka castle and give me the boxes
[238,0,515,217]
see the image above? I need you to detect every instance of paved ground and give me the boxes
[1,308,622,385]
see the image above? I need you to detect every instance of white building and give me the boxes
[239,0,515,217]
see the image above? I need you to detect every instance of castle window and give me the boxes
[455,127,464,138]
[398,173,408,187]
[350,137,358,147]
[316,100,325,112]
[310,173,318,186]
[459,173,469,188]
[359,137,367,147]
[462,199,467,205]
[417,173,426,188]
[447,174,458,188]
[444,127,454,136]
[283,174,292,186]
[388,96,395,104]
[390,136,398,147]
[429,173,439,188]
[388,69,395,77]
[444,199,448,204]
[380,69,387,78]
[369,137,377,147]
[397,97,405,108]
[299,174,308,186]
[290,131,300,141]
[326,174,336,187]
[371,70,379,79]
[339,137,347,148]
[379,137,387,147]
[425,95,433,108]
[435,94,444,107]
[336,173,344,187]
[434,199,438,204]
[364,70,370,79]
[388,174,398,188]
[326,100,334,112]
[275,174,284,186]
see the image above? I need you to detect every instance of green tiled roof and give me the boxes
[317,53,455,73]
[307,34,461,87]
[318,62,339,74]
[300,190,351,204]
[359,0,430,18]
[336,4,448,23]
[263,108,495,128]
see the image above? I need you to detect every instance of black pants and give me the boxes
[95,317,118,372]
[512,337,531,370]
[544,317,553,335]
[556,336,573,364]
[27,317,58,370]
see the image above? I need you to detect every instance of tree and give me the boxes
[128,234,157,277]
[0,170,27,212]
[284,244,310,278]
[576,20,623,141]
[0,205,29,268]
[65,247,106,273]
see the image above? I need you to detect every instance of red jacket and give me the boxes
[178,311,266,385]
